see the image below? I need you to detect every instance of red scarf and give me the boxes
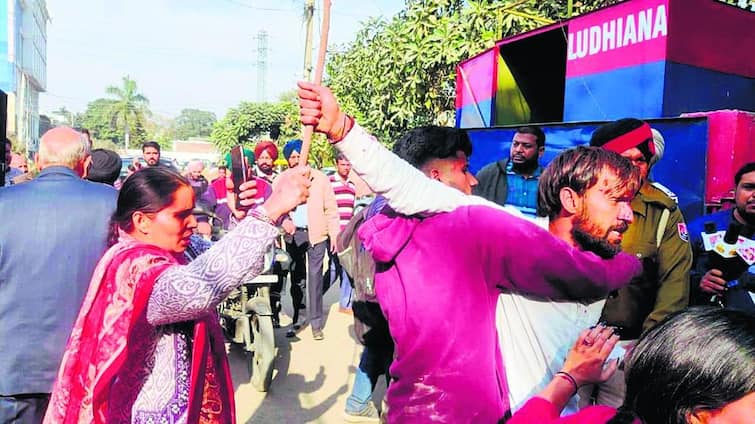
[44,237,235,424]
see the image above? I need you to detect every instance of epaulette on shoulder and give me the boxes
[651,182,678,203]
[647,182,678,210]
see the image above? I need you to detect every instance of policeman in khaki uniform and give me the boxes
[584,119,692,407]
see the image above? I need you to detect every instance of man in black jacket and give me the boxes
[473,126,545,216]
[689,162,755,313]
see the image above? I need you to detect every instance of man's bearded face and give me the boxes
[143,147,160,166]
[570,170,634,259]
[257,150,274,174]
[735,170,755,225]
[572,207,629,259]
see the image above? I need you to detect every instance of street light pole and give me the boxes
[303,0,315,81]
[299,0,331,165]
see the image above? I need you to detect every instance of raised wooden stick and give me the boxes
[299,0,331,166]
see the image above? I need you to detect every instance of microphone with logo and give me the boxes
[707,221,747,281]
[705,220,753,308]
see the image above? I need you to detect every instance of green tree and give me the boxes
[210,102,290,153]
[144,115,176,151]
[275,90,304,142]
[273,91,335,168]
[92,138,121,152]
[211,95,335,168]
[326,0,616,143]
[174,108,217,140]
[106,76,150,149]
[80,98,121,143]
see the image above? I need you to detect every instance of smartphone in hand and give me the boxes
[230,145,254,210]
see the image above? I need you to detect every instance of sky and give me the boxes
[39,0,406,120]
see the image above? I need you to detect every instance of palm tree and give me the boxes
[106,76,149,149]
[52,106,74,126]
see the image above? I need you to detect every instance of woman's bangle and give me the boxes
[555,371,579,395]
[246,207,276,227]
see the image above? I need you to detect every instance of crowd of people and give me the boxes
[0,81,752,424]
[297,81,754,423]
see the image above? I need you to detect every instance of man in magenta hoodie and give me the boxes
[298,82,642,423]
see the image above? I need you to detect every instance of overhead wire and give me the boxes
[42,91,181,117]
[44,1,403,118]
[51,35,299,68]
[219,0,298,13]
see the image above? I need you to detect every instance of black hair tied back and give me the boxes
[607,405,640,424]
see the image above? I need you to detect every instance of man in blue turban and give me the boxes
[283,139,303,167]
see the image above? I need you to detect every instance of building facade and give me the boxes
[0,0,49,153]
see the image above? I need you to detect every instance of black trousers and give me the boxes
[270,261,286,324]
[307,240,328,331]
[286,228,310,324]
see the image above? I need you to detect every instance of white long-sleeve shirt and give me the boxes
[337,123,529,218]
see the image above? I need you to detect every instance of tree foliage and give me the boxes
[210,93,336,168]
[211,102,290,153]
[144,115,176,151]
[275,90,306,142]
[174,108,217,140]
[326,0,617,143]
[106,75,150,149]
[80,98,122,143]
[92,138,121,152]
[76,77,154,150]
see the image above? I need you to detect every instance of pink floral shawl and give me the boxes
[43,237,235,424]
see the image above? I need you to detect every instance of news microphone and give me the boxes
[709,222,745,280]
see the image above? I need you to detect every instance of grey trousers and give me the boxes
[307,240,328,331]
[0,394,49,424]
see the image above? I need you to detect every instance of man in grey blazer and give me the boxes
[0,127,117,422]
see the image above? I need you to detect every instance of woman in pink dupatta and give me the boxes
[507,308,755,424]
[44,166,310,424]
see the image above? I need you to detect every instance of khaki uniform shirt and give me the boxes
[304,169,340,245]
[600,183,692,339]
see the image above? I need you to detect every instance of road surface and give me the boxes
[229,283,386,423]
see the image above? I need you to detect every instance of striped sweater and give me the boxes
[329,173,356,230]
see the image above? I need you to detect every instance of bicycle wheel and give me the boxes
[250,313,275,392]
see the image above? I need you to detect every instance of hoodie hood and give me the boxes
[358,208,419,264]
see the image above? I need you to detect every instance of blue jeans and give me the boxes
[339,268,353,309]
[345,347,392,412]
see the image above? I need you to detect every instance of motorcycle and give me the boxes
[218,245,286,392]
[193,205,289,392]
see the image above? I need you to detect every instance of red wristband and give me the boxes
[328,114,354,143]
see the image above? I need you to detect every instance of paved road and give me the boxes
[229,283,386,423]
